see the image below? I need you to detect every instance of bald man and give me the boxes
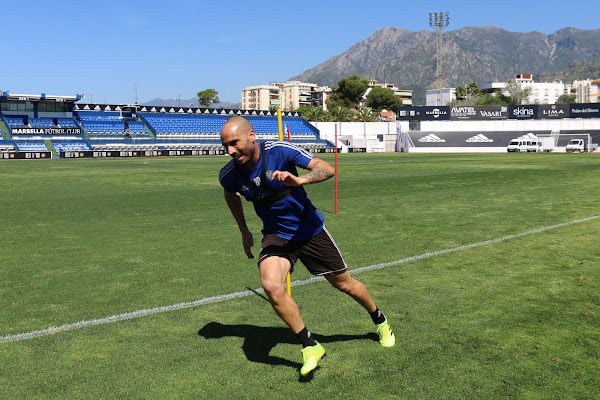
[218,116,394,377]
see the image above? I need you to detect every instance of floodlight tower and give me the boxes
[429,11,450,106]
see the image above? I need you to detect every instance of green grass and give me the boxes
[1,153,599,399]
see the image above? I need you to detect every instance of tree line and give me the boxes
[196,76,578,121]
[196,75,403,122]
[449,81,575,106]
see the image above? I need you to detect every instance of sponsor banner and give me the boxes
[62,151,94,158]
[409,131,526,147]
[508,105,538,120]
[312,147,341,153]
[538,104,570,119]
[450,106,508,120]
[569,103,600,118]
[0,152,52,160]
[476,106,509,120]
[11,128,82,135]
[397,106,450,121]
[450,106,478,120]
[90,149,225,158]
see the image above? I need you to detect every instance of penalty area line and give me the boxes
[1,215,598,343]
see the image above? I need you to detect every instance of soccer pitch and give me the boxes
[1,153,599,399]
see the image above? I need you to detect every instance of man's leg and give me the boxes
[259,255,326,375]
[325,272,395,347]
[324,271,376,311]
[259,255,304,333]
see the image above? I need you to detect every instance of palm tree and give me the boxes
[301,107,325,122]
[358,107,376,122]
[329,106,354,122]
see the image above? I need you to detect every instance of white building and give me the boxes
[565,79,600,103]
[244,79,413,112]
[481,74,565,104]
[430,74,574,106]
[241,85,281,110]
[363,80,413,107]
[426,88,456,106]
[280,81,318,111]
[311,86,332,111]
[242,81,317,111]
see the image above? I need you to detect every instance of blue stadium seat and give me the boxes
[29,118,56,128]
[13,141,49,152]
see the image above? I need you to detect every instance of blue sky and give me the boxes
[2,0,598,104]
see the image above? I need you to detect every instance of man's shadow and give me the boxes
[197,322,378,376]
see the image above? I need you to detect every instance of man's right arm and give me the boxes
[224,190,254,259]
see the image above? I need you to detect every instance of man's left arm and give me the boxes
[271,157,334,187]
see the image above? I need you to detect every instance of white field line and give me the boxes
[2,215,598,344]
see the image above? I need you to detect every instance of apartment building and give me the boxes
[565,79,600,103]
[241,81,317,111]
[241,85,281,110]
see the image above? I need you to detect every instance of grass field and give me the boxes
[1,153,599,399]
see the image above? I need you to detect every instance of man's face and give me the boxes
[221,125,256,167]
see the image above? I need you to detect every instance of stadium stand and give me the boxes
[29,118,55,128]
[133,113,329,152]
[2,92,332,159]
[77,111,121,121]
[140,114,228,136]
[0,140,15,152]
[13,141,49,152]
[5,116,28,128]
[57,118,80,128]
[52,140,93,153]
[77,110,150,138]
[139,113,322,142]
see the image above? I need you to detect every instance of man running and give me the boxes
[218,116,394,376]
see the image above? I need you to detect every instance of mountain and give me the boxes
[536,60,600,83]
[141,97,241,109]
[290,26,600,104]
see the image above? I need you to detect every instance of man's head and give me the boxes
[220,116,259,168]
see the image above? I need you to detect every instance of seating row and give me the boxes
[53,141,93,152]
[3,116,81,129]
[14,142,49,151]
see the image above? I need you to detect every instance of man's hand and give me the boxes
[241,229,254,259]
[270,170,303,186]
[270,158,334,187]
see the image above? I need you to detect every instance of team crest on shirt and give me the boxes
[253,176,261,187]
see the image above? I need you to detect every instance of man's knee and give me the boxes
[261,277,285,298]
[330,275,356,294]
[259,256,290,299]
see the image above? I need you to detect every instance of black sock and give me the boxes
[296,327,317,348]
[369,307,386,325]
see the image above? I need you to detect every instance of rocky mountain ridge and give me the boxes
[291,26,600,104]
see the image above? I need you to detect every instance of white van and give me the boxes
[507,139,530,152]
[527,139,543,152]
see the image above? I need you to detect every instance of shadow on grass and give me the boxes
[197,321,377,380]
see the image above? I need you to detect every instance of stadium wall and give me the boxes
[310,121,405,152]
[309,119,600,153]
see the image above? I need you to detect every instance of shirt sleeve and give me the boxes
[219,161,238,193]
[278,142,314,169]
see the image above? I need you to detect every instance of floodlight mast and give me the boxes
[429,11,450,106]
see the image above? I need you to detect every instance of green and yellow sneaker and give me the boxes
[300,341,326,376]
[376,320,395,347]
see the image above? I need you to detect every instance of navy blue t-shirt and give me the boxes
[219,141,324,241]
